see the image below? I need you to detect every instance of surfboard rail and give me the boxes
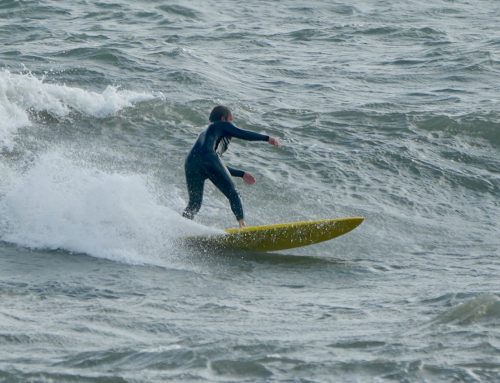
[184,216,364,252]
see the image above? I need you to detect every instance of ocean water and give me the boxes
[1,0,499,382]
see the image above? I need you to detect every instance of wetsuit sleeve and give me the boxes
[227,166,244,178]
[221,122,269,142]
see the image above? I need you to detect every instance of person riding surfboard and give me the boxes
[182,105,281,228]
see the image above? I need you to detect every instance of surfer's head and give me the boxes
[209,105,233,122]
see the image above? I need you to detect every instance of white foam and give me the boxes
[0,70,155,149]
[0,150,218,265]
[432,294,500,326]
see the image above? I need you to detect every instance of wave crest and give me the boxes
[432,294,500,326]
[0,70,154,149]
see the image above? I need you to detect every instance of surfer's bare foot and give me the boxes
[238,219,246,228]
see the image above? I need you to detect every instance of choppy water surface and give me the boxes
[1,1,499,382]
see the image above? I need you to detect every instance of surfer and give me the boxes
[182,105,281,228]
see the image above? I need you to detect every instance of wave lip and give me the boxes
[0,70,155,149]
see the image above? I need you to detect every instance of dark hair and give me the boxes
[209,105,232,122]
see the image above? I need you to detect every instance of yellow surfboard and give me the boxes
[185,216,364,252]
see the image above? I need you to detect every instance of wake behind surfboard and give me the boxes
[184,217,364,252]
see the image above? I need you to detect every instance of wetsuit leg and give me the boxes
[183,161,205,220]
[207,160,244,221]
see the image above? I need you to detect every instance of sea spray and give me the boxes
[0,150,218,265]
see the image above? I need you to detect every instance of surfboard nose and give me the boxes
[351,216,365,227]
[344,216,364,232]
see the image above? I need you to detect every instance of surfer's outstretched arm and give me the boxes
[220,121,269,142]
[221,122,281,147]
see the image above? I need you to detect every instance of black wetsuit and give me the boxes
[182,121,269,221]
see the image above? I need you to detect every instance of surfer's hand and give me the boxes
[268,136,281,147]
[243,172,256,185]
